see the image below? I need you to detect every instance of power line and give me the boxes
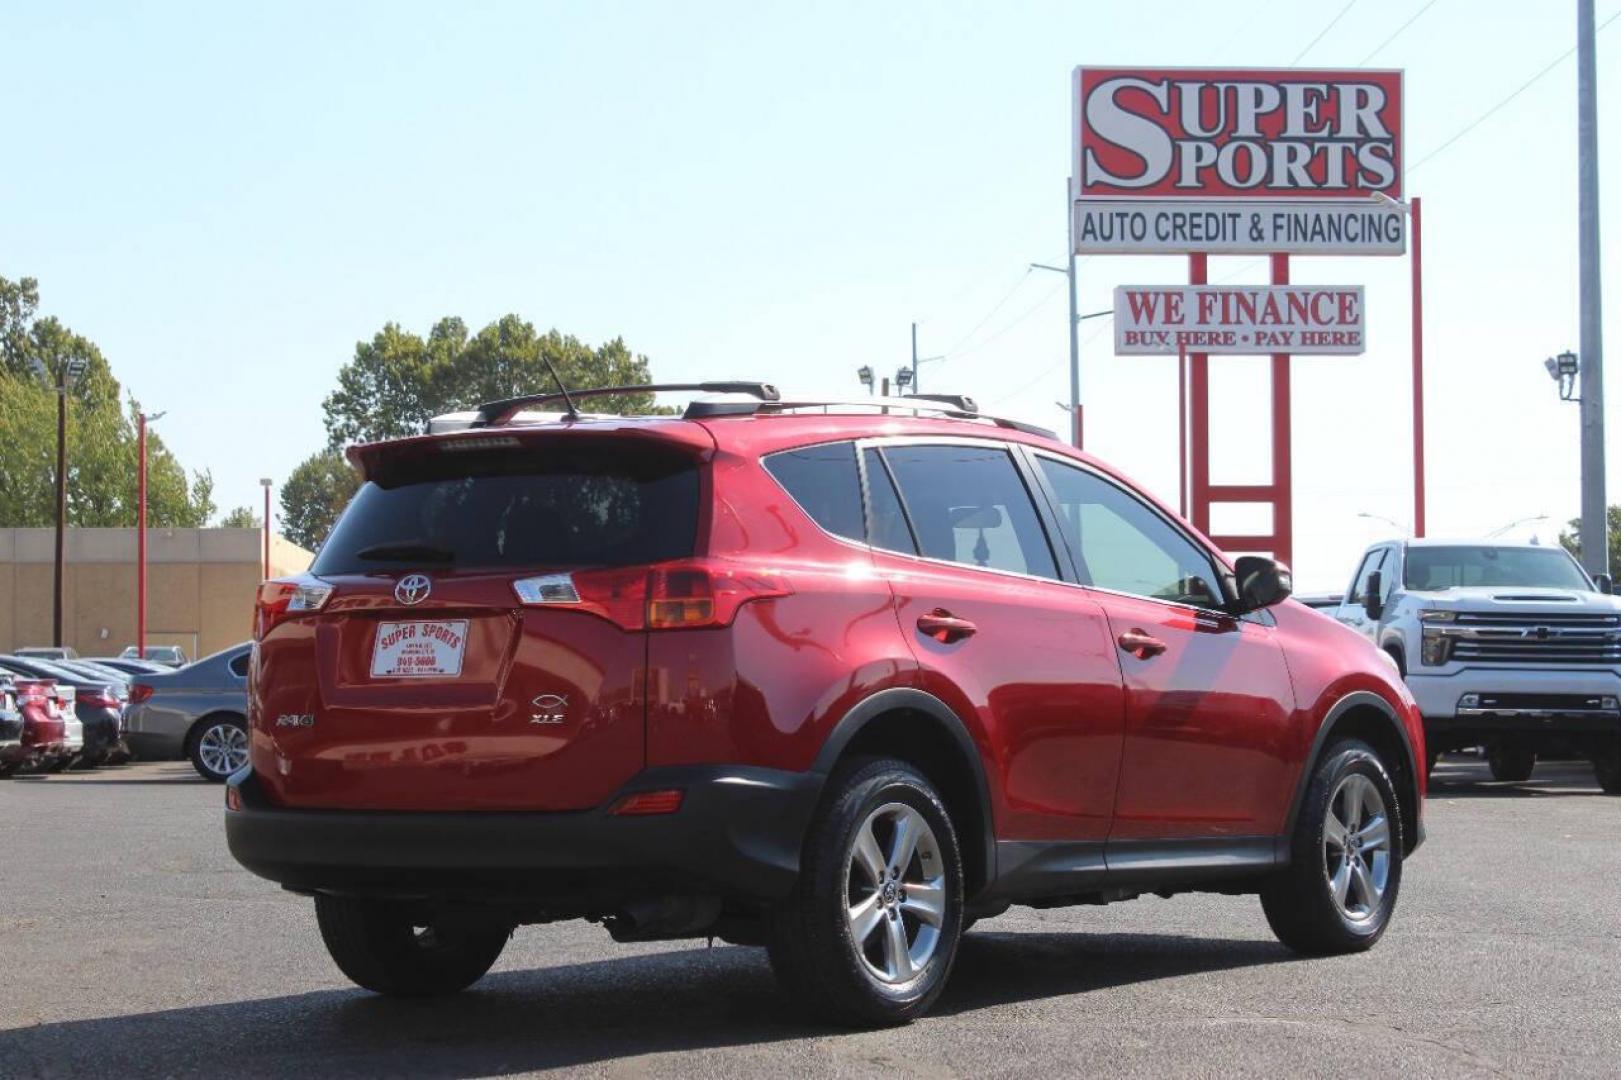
[1358,0,1442,64]
[1409,6,1621,174]
[941,277,1066,364]
[1290,0,1360,65]
[936,268,1034,357]
[986,317,1115,408]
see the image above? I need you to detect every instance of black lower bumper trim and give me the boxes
[225,765,823,904]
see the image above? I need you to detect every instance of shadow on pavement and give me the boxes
[0,930,1290,1076]
[1428,757,1602,799]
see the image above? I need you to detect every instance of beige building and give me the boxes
[0,528,312,660]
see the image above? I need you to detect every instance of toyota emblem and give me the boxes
[395,574,432,606]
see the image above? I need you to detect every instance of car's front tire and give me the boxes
[1261,739,1404,955]
[314,895,511,997]
[767,758,964,1027]
[188,715,248,782]
[1487,744,1536,783]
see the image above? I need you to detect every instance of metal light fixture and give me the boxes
[895,366,914,390]
[856,366,874,394]
[1546,350,1579,401]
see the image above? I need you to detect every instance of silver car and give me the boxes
[123,644,250,782]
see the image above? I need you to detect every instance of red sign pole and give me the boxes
[1270,254,1294,567]
[1410,196,1426,538]
[1187,254,1211,536]
[1178,341,1188,518]
[137,414,147,655]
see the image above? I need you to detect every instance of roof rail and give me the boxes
[683,395,1057,439]
[471,382,780,427]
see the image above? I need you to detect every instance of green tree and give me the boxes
[1557,506,1621,576]
[219,506,261,528]
[321,315,665,448]
[280,450,361,551]
[0,275,215,528]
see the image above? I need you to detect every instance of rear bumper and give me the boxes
[225,764,822,905]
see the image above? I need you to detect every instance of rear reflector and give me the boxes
[225,785,243,812]
[608,789,684,816]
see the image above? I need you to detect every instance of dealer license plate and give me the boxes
[370,620,469,678]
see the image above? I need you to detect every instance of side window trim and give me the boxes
[856,445,921,555]
[1026,448,1234,613]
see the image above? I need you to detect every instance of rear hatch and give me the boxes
[252,430,706,811]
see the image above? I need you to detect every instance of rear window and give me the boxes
[312,443,699,574]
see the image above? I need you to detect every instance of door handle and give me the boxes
[1117,628,1167,659]
[917,609,977,643]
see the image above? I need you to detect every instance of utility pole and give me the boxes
[911,322,918,393]
[1577,0,1608,574]
[51,358,86,646]
[1065,176,1081,448]
[54,373,67,647]
[261,478,273,579]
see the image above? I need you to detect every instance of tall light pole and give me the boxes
[1034,179,1082,447]
[53,357,88,647]
[908,323,944,395]
[261,478,273,579]
[1577,0,1608,574]
[137,409,165,656]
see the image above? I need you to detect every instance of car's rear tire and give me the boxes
[188,715,248,782]
[314,895,511,997]
[1487,744,1536,783]
[1261,739,1404,955]
[767,758,964,1027]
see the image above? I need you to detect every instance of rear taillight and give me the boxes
[128,683,155,704]
[513,561,791,631]
[79,689,120,709]
[255,576,334,640]
[15,681,51,708]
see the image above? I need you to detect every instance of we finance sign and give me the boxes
[1113,285,1366,356]
[1073,68,1405,255]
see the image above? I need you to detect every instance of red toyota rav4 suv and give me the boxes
[227,384,1424,1026]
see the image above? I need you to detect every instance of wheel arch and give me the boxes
[812,687,997,898]
[1283,691,1421,858]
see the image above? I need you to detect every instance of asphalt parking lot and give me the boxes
[2,756,1617,1079]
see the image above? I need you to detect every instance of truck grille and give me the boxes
[1444,612,1621,664]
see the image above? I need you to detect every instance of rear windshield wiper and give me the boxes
[354,541,456,563]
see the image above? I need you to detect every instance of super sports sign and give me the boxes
[1072,67,1406,255]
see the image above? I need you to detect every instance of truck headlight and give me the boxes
[1419,610,1457,623]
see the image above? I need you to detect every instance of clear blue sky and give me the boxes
[3,0,1617,588]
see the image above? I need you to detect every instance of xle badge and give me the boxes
[531,694,568,725]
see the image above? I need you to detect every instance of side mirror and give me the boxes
[1363,570,1385,620]
[1597,573,1614,595]
[1235,556,1293,613]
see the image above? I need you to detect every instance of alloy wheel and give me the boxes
[198,722,248,778]
[845,802,947,984]
[1322,773,1391,922]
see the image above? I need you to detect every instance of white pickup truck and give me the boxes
[1333,539,1621,793]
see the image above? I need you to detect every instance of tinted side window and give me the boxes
[1349,548,1388,603]
[228,653,250,678]
[863,449,916,554]
[882,445,1057,579]
[1036,457,1223,607]
[763,442,865,543]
